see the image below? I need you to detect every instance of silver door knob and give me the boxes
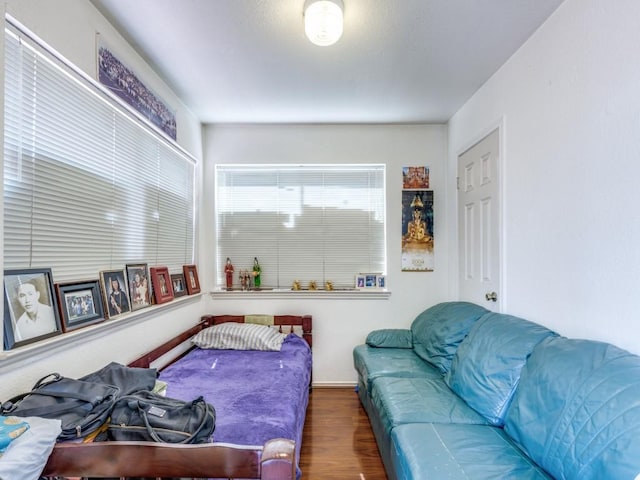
[485,291,497,302]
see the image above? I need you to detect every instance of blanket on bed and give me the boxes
[158,333,311,468]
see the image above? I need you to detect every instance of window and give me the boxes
[3,17,195,282]
[216,164,386,289]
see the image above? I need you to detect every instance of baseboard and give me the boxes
[311,381,357,388]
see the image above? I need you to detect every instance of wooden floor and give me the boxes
[299,387,388,479]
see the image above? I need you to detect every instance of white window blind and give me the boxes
[216,164,386,289]
[3,19,195,282]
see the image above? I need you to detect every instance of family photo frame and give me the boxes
[355,273,386,290]
[126,263,152,311]
[3,268,62,350]
[183,264,201,295]
[99,269,131,319]
[55,280,105,332]
[150,266,174,304]
[171,273,187,298]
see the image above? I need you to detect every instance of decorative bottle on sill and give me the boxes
[253,257,261,289]
[224,257,234,290]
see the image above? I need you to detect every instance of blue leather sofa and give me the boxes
[353,302,640,479]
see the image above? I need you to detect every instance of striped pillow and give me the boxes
[192,322,286,351]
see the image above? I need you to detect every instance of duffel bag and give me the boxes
[108,390,215,444]
[0,373,119,441]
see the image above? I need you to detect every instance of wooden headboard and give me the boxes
[128,314,313,369]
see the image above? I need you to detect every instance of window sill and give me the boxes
[0,293,203,370]
[209,289,391,300]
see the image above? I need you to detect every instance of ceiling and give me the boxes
[91,0,565,125]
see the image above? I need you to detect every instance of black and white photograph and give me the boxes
[3,268,62,350]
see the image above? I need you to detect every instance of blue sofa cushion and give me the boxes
[366,329,413,348]
[445,313,557,426]
[370,376,490,477]
[504,336,640,480]
[353,344,442,395]
[410,302,489,374]
[371,376,489,431]
[390,423,553,480]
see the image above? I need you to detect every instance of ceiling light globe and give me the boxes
[304,0,343,47]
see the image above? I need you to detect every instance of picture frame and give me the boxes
[99,269,131,319]
[171,273,187,298]
[356,273,386,290]
[55,280,105,332]
[150,266,174,304]
[3,268,62,350]
[97,39,177,141]
[183,264,201,295]
[126,263,152,311]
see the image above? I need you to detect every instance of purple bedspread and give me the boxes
[158,333,312,475]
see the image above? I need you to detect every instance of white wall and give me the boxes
[448,0,640,355]
[203,124,450,385]
[0,0,207,400]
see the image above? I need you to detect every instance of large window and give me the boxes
[216,164,386,289]
[3,17,195,282]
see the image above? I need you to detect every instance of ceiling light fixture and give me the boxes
[304,0,344,47]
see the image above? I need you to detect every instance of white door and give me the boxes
[458,128,501,311]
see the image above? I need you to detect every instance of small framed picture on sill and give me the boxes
[356,273,386,290]
[3,268,62,350]
[55,279,105,332]
[183,264,201,295]
[171,273,187,298]
[150,266,174,304]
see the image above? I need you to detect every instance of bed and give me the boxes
[42,313,313,480]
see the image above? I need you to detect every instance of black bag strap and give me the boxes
[135,396,212,444]
[1,373,63,411]
[33,372,63,389]
[1,373,116,416]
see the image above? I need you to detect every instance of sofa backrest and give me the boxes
[445,312,557,426]
[410,302,489,374]
[504,336,640,480]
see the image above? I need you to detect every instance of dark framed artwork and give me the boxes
[150,266,174,304]
[99,269,131,319]
[3,268,62,350]
[97,39,177,141]
[171,273,187,298]
[126,263,152,311]
[55,280,105,332]
[183,264,201,295]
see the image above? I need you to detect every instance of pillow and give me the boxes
[410,302,489,374]
[0,416,61,480]
[366,329,413,348]
[192,322,287,351]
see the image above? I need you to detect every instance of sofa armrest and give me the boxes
[366,329,413,348]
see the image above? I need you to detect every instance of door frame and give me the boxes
[455,117,506,312]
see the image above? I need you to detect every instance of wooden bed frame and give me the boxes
[42,314,313,480]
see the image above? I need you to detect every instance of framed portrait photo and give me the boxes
[99,269,131,319]
[55,280,105,332]
[183,264,201,295]
[126,263,152,311]
[3,268,62,350]
[171,273,187,298]
[150,266,174,304]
